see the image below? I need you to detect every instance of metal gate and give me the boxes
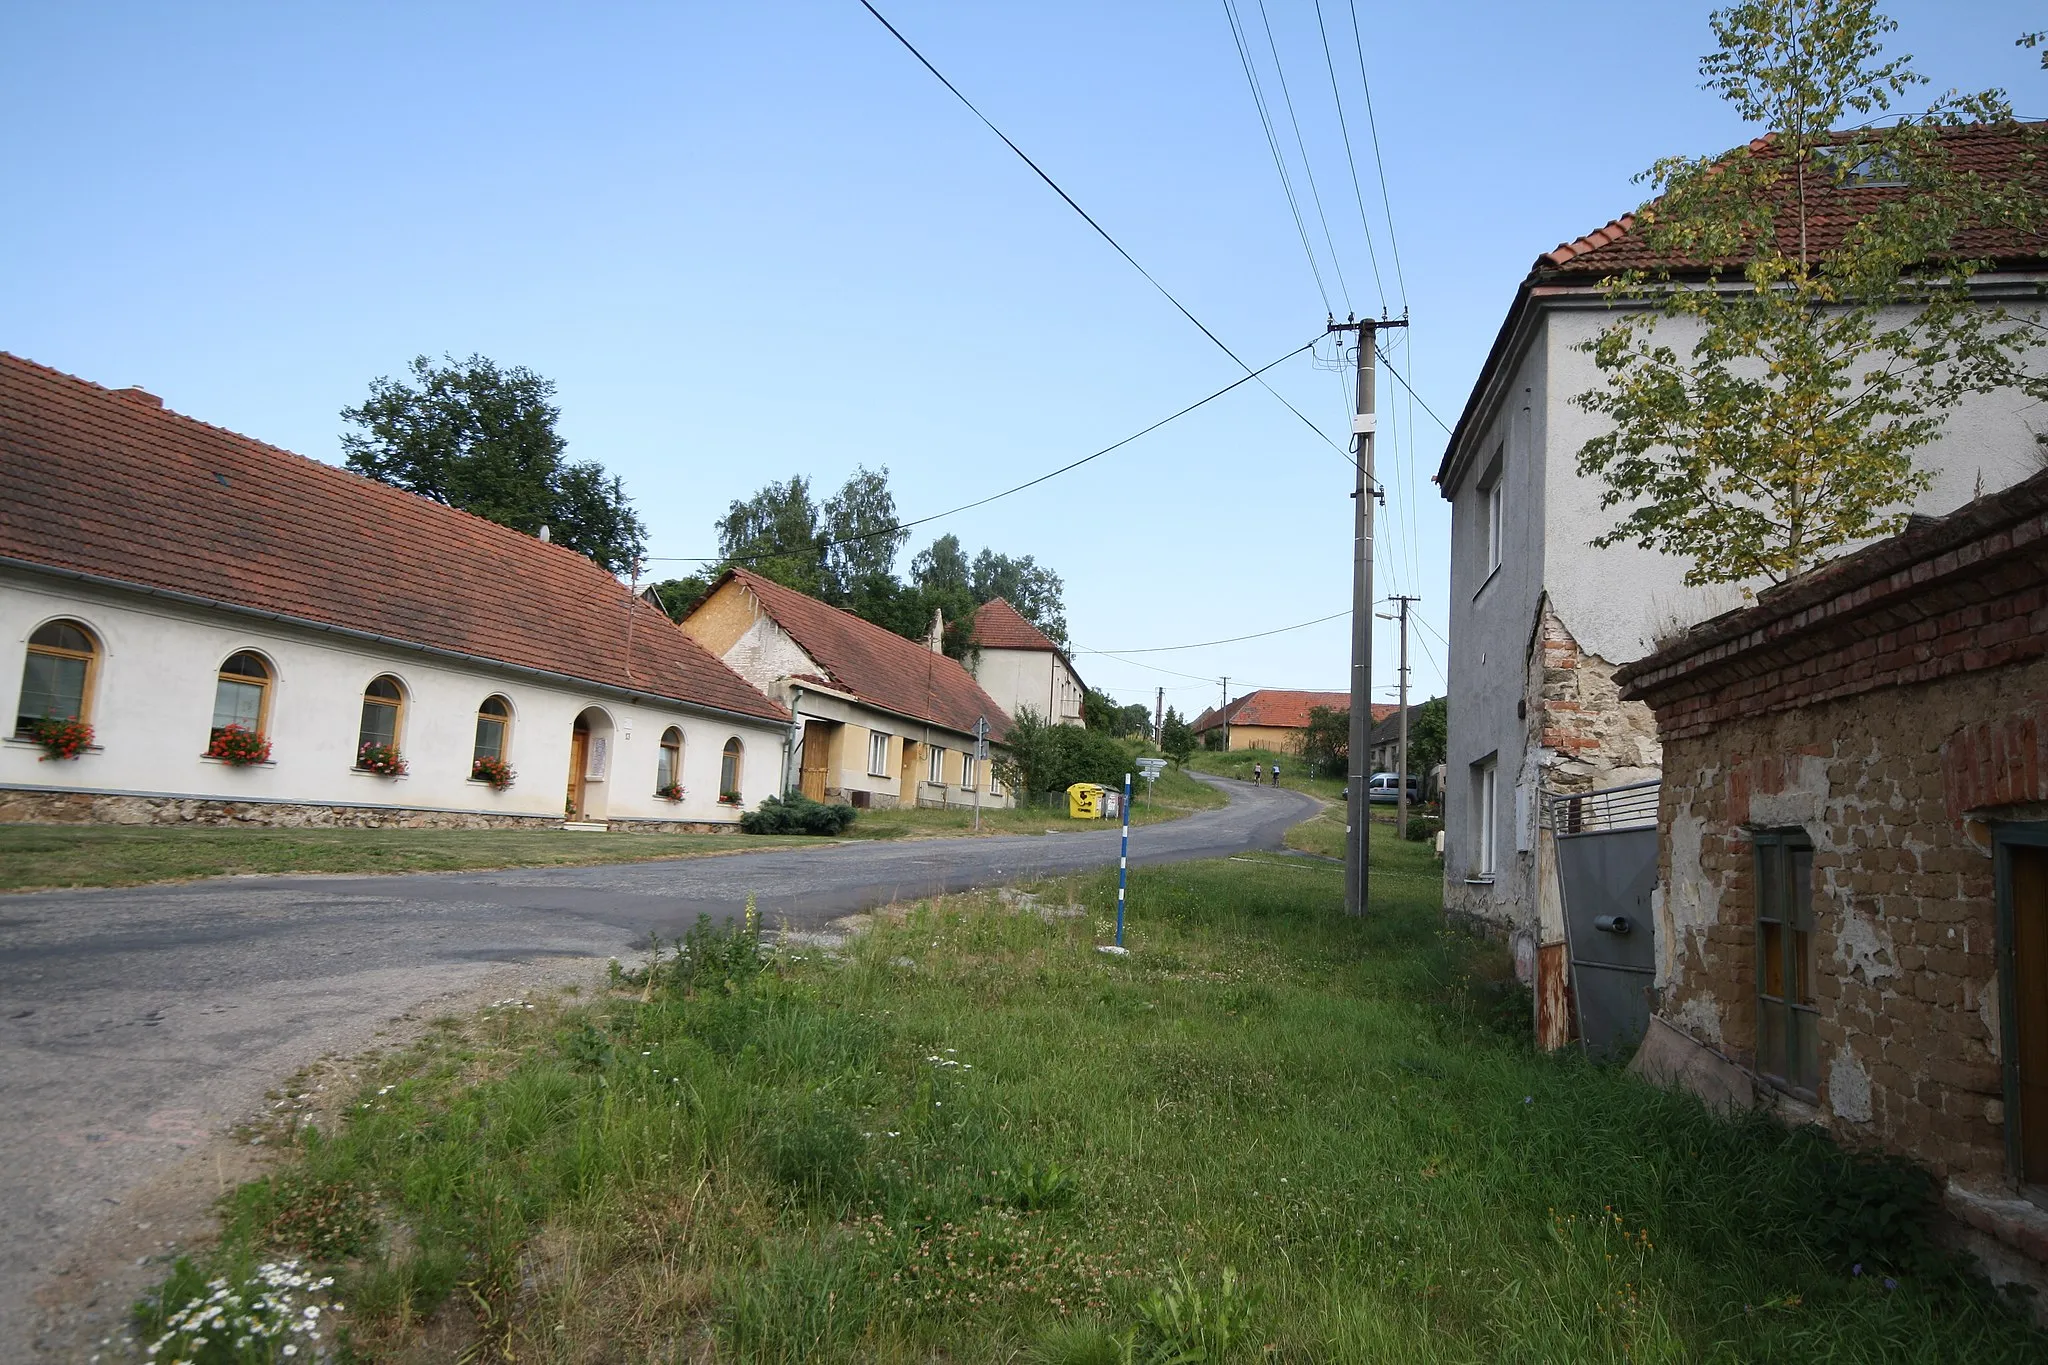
[1546,780,1659,1059]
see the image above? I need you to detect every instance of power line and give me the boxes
[1343,0,1409,309]
[1082,607,1349,654]
[1309,0,1386,311]
[644,335,1320,565]
[1377,345,1453,435]
[854,0,1346,461]
[1251,0,1352,308]
[1221,0,1330,313]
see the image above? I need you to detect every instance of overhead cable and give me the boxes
[1081,607,1349,654]
[1251,0,1352,307]
[1309,0,1386,310]
[1221,0,1331,313]
[854,0,1347,461]
[1344,0,1409,308]
[1377,346,1454,435]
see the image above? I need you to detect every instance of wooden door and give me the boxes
[800,724,829,802]
[2015,844,2048,1185]
[900,741,922,805]
[566,723,590,820]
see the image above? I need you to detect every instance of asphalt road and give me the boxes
[0,776,1317,1341]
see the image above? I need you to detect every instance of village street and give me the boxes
[0,777,1316,1341]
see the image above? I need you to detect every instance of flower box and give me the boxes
[357,742,407,777]
[655,782,685,803]
[206,723,272,767]
[471,755,516,791]
[26,717,92,762]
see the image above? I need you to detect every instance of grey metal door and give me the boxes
[1549,781,1660,1059]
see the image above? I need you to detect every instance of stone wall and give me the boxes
[0,787,742,835]
[1534,606,1663,796]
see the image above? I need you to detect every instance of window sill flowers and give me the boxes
[655,782,685,803]
[357,742,407,776]
[26,716,93,761]
[718,789,743,806]
[206,723,272,767]
[471,755,515,791]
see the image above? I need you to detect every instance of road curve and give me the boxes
[1,776,1317,1343]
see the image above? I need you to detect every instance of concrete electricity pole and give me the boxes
[1384,595,1420,838]
[1328,314,1405,916]
[1155,686,1164,748]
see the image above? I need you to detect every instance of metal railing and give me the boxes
[1543,777,1660,835]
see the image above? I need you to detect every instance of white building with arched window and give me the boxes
[0,353,790,830]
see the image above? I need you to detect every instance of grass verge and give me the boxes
[140,840,2043,1362]
[1184,746,1344,802]
[846,765,1226,840]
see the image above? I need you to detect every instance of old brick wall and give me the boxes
[1658,652,2048,1183]
[1535,606,1663,796]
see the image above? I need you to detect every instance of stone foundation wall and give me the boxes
[0,787,741,835]
[1656,654,2048,1185]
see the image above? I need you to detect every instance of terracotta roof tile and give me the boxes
[971,597,1057,652]
[0,353,787,723]
[1190,690,1391,731]
[720,568,1011,740]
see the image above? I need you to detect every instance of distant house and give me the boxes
[1191,689,1393,753]
[0,354,791,831]
[1616,469,2048,1298]
[1435,122,2048,991]
[681,568,1012,810]
[968,597,1084,726]
[1366,699,1442,779]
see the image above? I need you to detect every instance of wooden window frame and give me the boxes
[1753,828,1819,1099]
[210,651,273,739]
[928,744,945,785]
[1473,757,1498,878]
[961,752,978,791]
[657,726,683,792]
[1996,821,2048,1201]
[356,675,405,763]
[16,618,100,735]
[720,737,743,798]
[473,694,512,764]
[868,730,892,778]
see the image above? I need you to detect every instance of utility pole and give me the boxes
[1220,676,1230,752]
[1155,686,1165,748]
[1329,313,1406,916]
[1385,595,1420,839]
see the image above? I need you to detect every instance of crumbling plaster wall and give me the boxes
[1655,657,2048,1183]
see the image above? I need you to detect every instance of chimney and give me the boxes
[115,386,162,409]
[538,525,551,543]
[927,607,945,654]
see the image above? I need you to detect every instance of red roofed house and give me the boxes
[682,569,1013,810]
[1,355,791,830]
[1189,689,1392,753]
[967,597,1084,727]
[1433,122,2048,1012]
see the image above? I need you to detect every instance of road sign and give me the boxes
[974,716,990,760]
[1135,757,1166,783]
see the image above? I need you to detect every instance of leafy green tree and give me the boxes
[1160,707,1196,765]
[647,575,712,621]
[340,354,648,574]
[970,550,1068,647]
[909,534,981,658]
[994,706,1139,796]
[1574,0,2045,588]
[822,466,909,603]
[1407,697,1448,778]
[1300,705,1349,779]
[717,476,826,598]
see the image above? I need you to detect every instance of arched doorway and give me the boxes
[565,706,615,822]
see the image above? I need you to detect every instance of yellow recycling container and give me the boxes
[1067,783,1106,819]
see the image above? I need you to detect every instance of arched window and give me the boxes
[211,651,271,737]
[356,675,404,759]
[16,619,98,735]
[657,726,684,793]
[473,695,511,762]
[720,737,743,798]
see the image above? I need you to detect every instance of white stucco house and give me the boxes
[1434,123,2048,1030]
[681,568,1014,811]
[967,597,1084,727]
[1,353,791,830]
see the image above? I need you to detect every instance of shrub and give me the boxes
[26,716,92,761]
[206,723,271,766]
[742,792,857,835]
[1405,815,1444,843]
[998,708,1147,795]
[469,754,515,790]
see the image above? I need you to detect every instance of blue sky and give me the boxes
[5,1,2040,715]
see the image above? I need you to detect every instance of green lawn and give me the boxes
[0,823,823,893]
[138,834,2039,1363]
[1185,745,1346,801]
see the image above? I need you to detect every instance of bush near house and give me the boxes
[742,792,858,835]
[996,707,1150,795]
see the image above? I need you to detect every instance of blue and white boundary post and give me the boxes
[1114,771,1131,947]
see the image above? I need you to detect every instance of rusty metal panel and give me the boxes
[1536,942,1573,1051]
[1555,826,1659,1059]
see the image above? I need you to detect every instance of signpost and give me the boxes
[973,716,990,832]
[1135,756,1166,810]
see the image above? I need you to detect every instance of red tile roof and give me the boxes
[1191,690,1393,732]
[716,568,1011,740]
[0,353,788,722]
[1537,124,2048,279]
[971,597,1057,651]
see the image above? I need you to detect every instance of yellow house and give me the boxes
[681,569,1014,810]
[1191,689,1394,754]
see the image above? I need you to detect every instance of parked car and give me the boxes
[1366,772,1419,804]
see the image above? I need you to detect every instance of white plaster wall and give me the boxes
[1539,299,2048,666]
[1,572,785,823]
[973,648,1054,725]
[725,612,818,693]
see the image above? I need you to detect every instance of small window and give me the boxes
[357,674,404,759]
[720,737,743,797]
[868,730,892,778]
[989,766,1005,797]
[1473,757,1498,877]
[1755,830,1819,1095]
[16,618,98,735]
[961,752,979,790]
[473,694,511,762]
[1479,444,1506,579]
[657,726,683,792]
[928,744,945,785]
[210,651,271,737]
